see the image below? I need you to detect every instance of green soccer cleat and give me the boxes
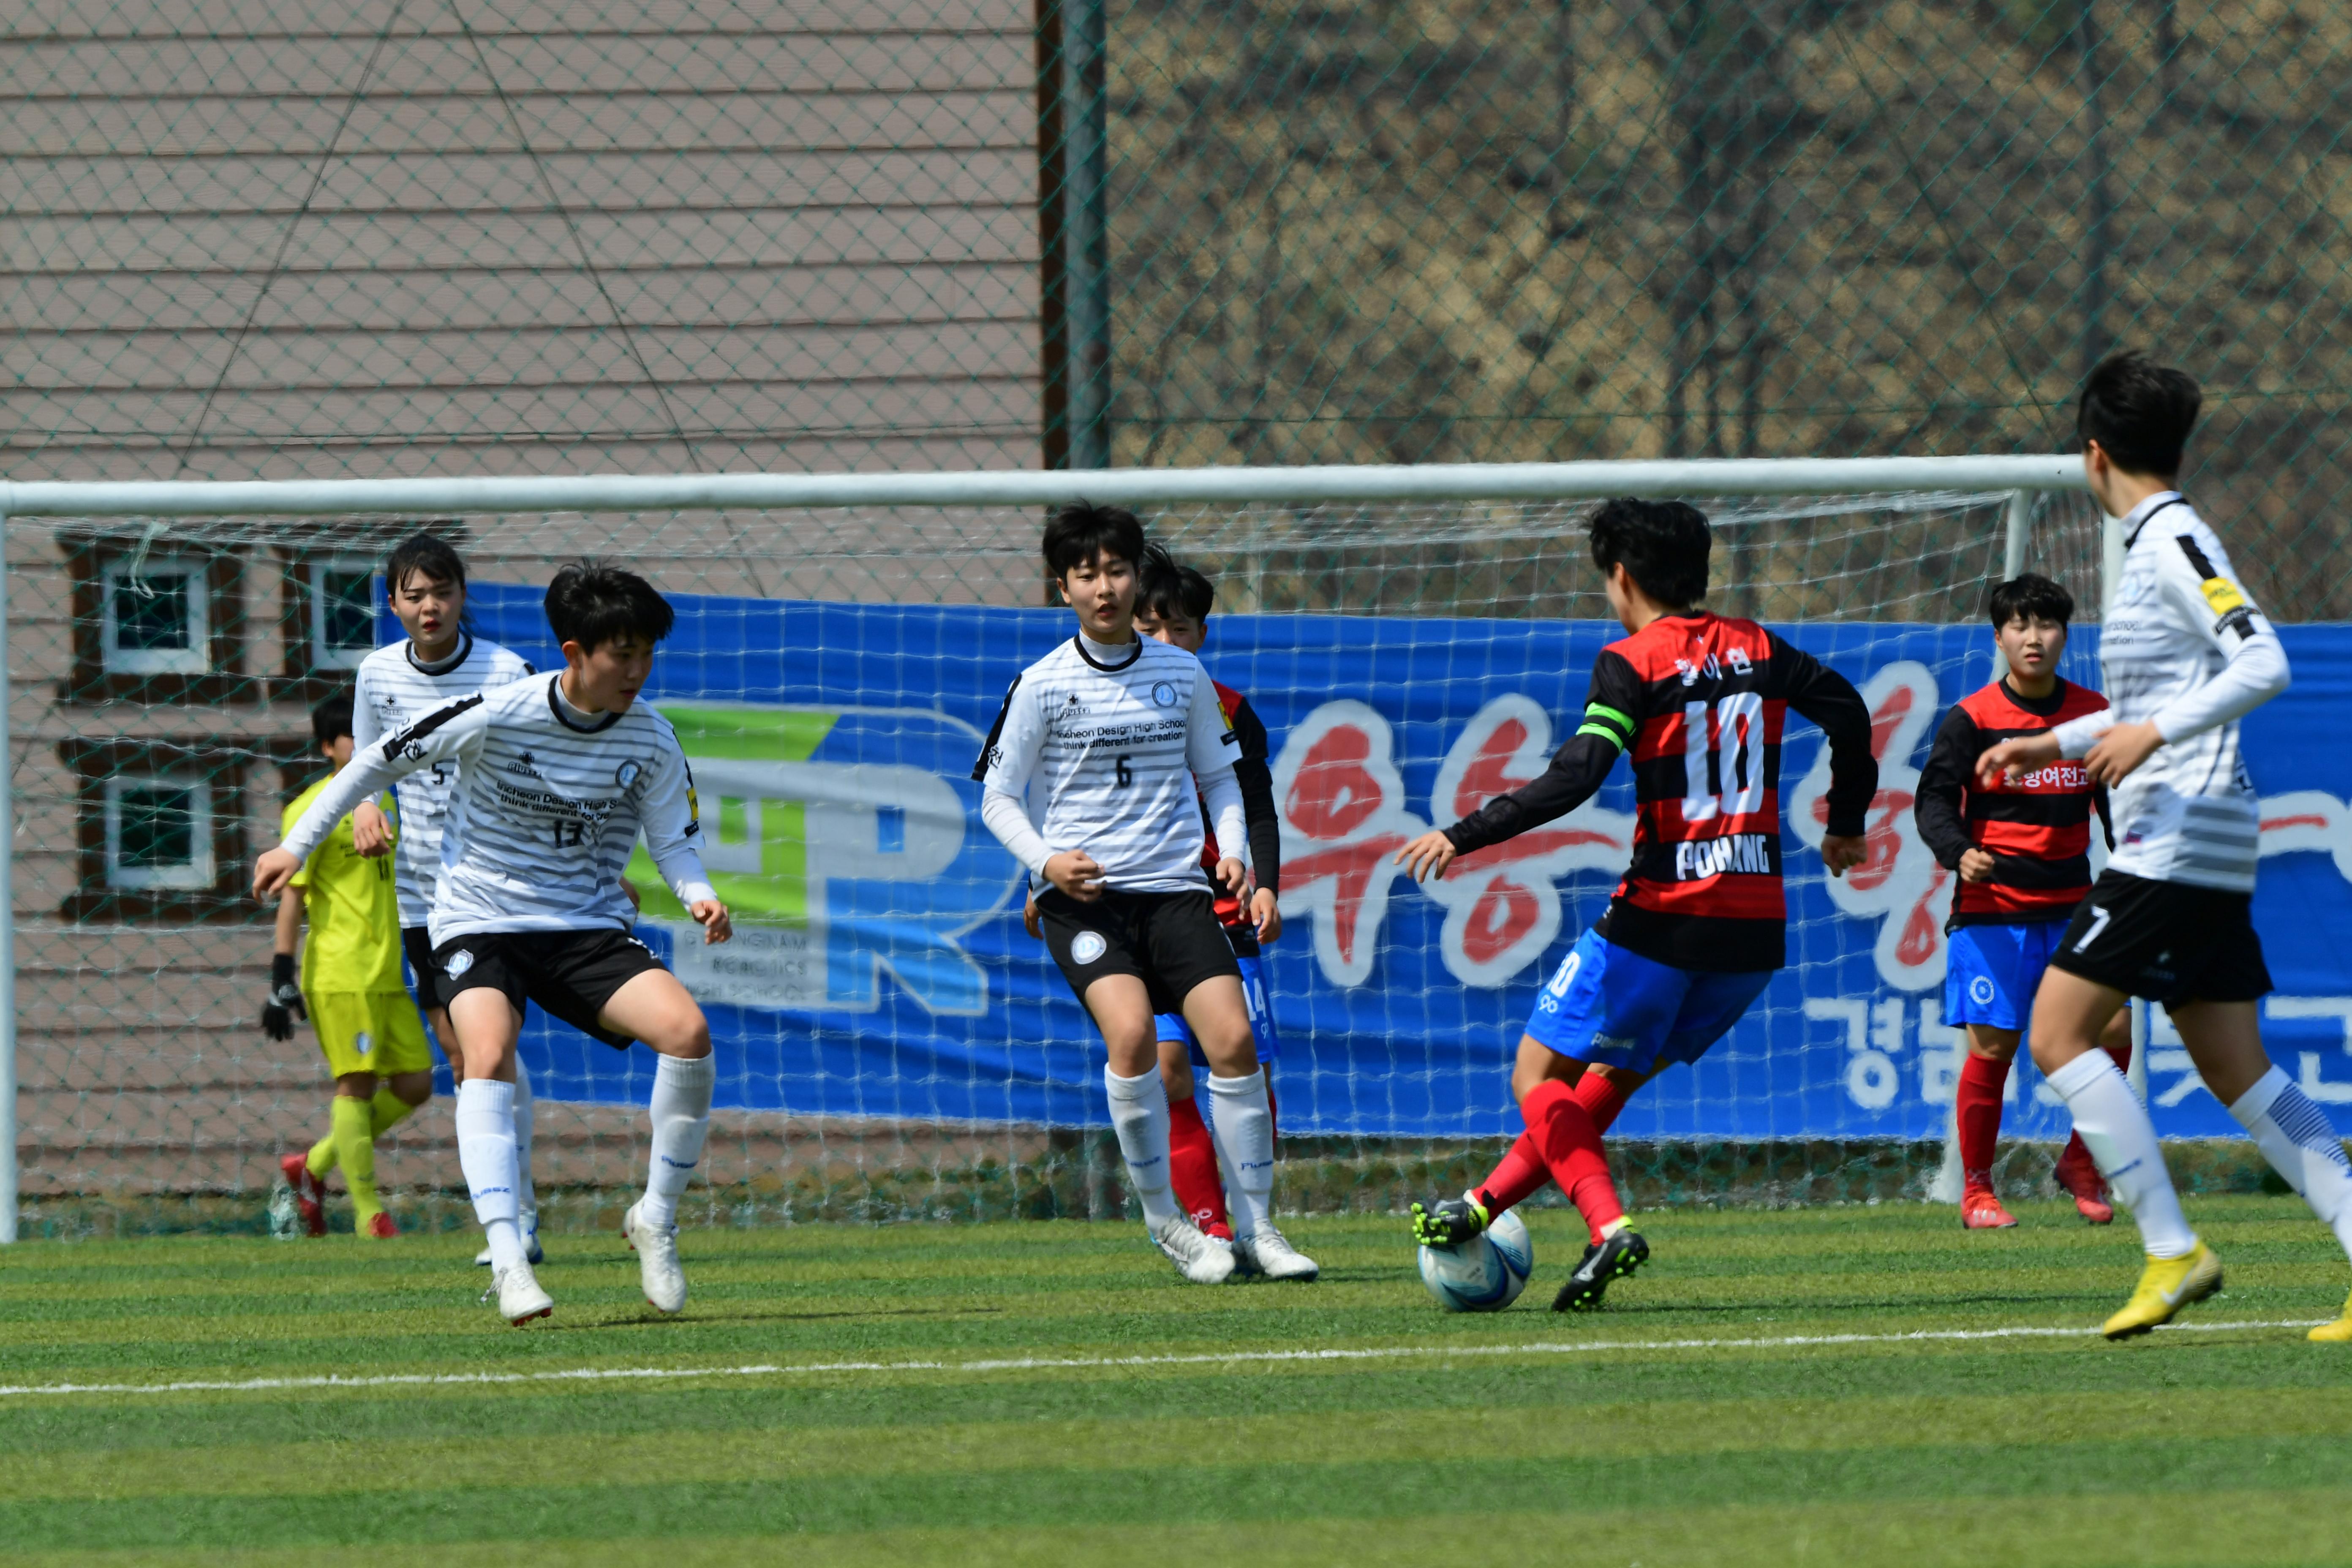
[1553,1227,1650,1312]
[1410,1192,1491,1248]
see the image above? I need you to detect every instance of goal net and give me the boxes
[1,466,2205,1236]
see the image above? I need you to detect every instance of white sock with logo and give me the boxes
[2047,1048,2197,1259]
[455,1078,525,1273]
[512,1056,538,1224]
[1205,1069,1277,1240]
[2229,1066,2352,1262]
[1103,1066,1181,1228]
[640,1053,715,1231]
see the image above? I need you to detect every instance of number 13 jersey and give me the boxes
[283,673,716,945]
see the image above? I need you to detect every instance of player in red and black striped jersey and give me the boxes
[1397,499,1877,1310]
[1915,573,2131,1228]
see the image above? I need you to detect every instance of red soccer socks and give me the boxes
[1475,1133,1552,1218]
[1521,1078,1625,1244]
[1571,1070,1634,1135]
[1167,1093,1231,1239]
[1955,1051,2012,1187]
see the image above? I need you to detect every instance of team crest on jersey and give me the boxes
[1071,931,1108,965]
[615,760,642,789]
[1151,681,1178,708]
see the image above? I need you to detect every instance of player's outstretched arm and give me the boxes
[1397,652,1639,882]
[1772,639,1876,877]
[255,697,485,897]
[1915,706,1994,882]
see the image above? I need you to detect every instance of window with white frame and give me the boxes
[308,556,380,670]
[99,558,208,675]
[103,777,215,890]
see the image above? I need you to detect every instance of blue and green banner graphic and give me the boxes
[445,587,2352,1143]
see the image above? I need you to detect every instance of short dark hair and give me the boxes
[544,560,675,652]
[1042,501,1146,581]
[1588,498,1710,608]
[1986,572,2074,629]
[384,531,466,596]
[1138,541,1215,622]
[312,688,356,748]
[2077,351,2201,476]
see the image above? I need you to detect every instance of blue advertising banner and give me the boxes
[439,587,2352,1142]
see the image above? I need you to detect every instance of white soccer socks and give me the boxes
[455,1078,528,1273]
[639,1053,715,1231]
[1103,1066,1182,1228]
[1204,1068,1277,1240]
[512,1055,539,1221]
[2230,1066,2352,1259]
[2047,1048,2198,1259]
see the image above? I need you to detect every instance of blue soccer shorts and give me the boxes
[1524,928,1773,1075]
[1155,951,1280,1067]
[1944,918,2071,1032]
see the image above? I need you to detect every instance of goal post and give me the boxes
[0,455,2126,1243]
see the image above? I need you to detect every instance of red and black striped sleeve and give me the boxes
[1914,703,1983,871]
[1225,691,1282,893]
[1767,635,1876,838]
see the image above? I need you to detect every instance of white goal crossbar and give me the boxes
[0,454,2098,1242]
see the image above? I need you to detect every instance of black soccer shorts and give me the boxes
[2047,870,2273,1007]
[401,926,455,1012]
[433,928,669,1049]
[1035,887,1242,1014]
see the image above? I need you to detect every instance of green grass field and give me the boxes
[5,1196,2352,1567]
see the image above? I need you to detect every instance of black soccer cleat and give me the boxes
[1410,1193,1491,1248]
[1552,1227,1649,1312]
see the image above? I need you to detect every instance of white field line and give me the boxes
[0,1317,2328,1401]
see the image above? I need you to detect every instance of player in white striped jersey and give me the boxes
[976,504,1314,1282]
[346,534,544,1265]
[259,564,732,1325]
[1984,353,2352,1343]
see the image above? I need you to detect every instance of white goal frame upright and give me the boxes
[0,452,2099,1243]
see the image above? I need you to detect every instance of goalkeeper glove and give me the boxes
[262,954,305,1041]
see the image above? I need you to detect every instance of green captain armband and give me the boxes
[1576,702,1633,749]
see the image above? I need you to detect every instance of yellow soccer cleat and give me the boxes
[2308,1289,2352,1343]
[2103,1241,2223,1340]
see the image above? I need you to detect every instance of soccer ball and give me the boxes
[1416,1208,1535,1312]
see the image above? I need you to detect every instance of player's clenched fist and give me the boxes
[688,898,733,944]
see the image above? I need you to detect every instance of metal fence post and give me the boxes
[0,517,16,1244]
[1063,0,1111,469]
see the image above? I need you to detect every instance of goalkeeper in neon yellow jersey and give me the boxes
[266,689,435,1238]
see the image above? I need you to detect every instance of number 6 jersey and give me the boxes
[1443,611,1879,972]
[973,632,1247,893]
[282,673,716,944]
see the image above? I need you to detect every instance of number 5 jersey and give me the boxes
[283,672,716,944]
[1443,611,1879,972]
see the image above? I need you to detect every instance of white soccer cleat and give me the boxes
[476,1211,544,1268]
[1150,1214,1237,1285]
[1235,1225,1319,1282]
[486,1261,553,1326]
[624,1200,687,1313]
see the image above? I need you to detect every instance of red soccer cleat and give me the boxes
[1961,1184,2018,1230]
[279,1151,326,1238]
[2054,1136,2115,1224]
[363,1211,399,1240]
